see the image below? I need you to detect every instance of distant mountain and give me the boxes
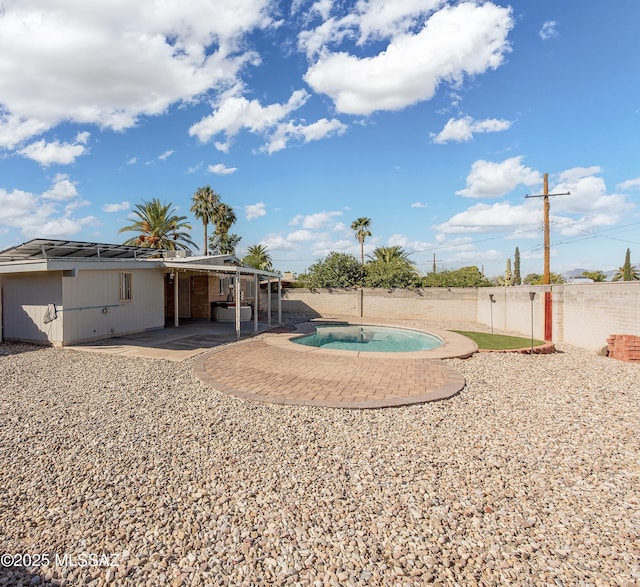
[563,268,616,281]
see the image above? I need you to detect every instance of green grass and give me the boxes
[451,330,545,350]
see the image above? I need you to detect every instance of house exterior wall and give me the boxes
[1,272,64,344]
[62,268,164,344]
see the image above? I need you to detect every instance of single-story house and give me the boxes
[0,239,282,346]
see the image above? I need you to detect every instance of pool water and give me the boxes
[292,325,443,353]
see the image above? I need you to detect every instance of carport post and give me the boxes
[254,273,259,332]
[267,278,272,327]
[235,269,241,338]
[278,277,282,325]
[173,271,179,328]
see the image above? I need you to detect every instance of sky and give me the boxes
[1,0,639,279]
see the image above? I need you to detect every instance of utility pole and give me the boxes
[524,173,570,341]
[525,173,570,284]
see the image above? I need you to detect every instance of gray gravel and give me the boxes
[0,322,639,586]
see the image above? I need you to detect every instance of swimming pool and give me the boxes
[292,324,443,353]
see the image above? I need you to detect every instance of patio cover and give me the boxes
[162,260,282,337]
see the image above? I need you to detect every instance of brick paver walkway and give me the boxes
[194,334,467,409]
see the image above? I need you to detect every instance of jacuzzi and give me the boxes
[215,305,252,322]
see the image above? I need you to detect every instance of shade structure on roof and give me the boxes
[0,239,167,261]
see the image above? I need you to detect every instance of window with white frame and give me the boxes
[120,272,133,301]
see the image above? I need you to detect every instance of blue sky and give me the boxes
[1,0,639,278]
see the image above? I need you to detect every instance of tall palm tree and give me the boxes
[118,198,195,251]
[210,202,240,255]
[212,202,237,236]
[351,217,372,266]
[368,246,415,264]
[243,244,273,271]
[190,185,220,255]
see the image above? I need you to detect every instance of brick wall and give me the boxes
[607,334,640,362]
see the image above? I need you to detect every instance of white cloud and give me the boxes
[189,90,309,146]
[190,90,345,154]
[0,0,274,146]
[558,166,600,184]
[208,163,237,175]
[17,134,90,166]
[456,156,542,198]
[186,161,203,173]
[158,149,174,161]
[431,115,511,143]
[289,210,342,229]
[126,156,137,165]
[617,177,640,191]
[41,174,79,201]
[262,117,347,153]
[539,20,558,40]
[0,114,49,149]
[288,229,315,242]
[411,201,428,208]
[435,200,540,234]
[437,167,634,238]
[0,174,97,238]
[245,202,266,220]
[303,2,513,115]
[103,201,130,213]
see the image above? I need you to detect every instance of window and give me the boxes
[120,272,132,301]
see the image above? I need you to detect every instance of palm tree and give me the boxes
[119,199,196,251]
[212,202,237,236]
[243,244,273,271]
[368,246,415,264]
[351,217,372,266]
[613,248,640,281]
[190,186,220,255]
[210,202,240,255]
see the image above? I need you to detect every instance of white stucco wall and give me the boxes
[1,272,64,344]
[62,268,164,344]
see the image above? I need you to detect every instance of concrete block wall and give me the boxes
[281,282,640,353]
[280,288,478,322]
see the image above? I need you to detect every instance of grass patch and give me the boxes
[451,330,545,350]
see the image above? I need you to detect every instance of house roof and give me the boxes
[0,238,167,261]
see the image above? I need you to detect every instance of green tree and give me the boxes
[364,259,420,289]
[190,185,220,255]
[581,270,607,282]
[523,272,565,285]
[302,252,363,288]
[422,266,492,288]
[613,248,639,281]
[119,198,195,251]
[351,217,372,266]
[243,244,273,271]
[514,247,521,285]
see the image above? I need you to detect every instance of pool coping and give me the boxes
[262,320,478,360]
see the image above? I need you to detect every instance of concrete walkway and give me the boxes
[194,322,474,409]
[69,319,475,409]
[67,320,275,361]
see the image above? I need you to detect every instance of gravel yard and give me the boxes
[0,325,638,586]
